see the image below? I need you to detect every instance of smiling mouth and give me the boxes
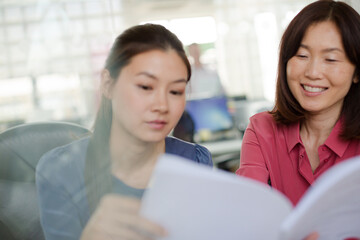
[302,84,328,93]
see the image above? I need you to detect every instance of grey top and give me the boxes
[36,136,212,240]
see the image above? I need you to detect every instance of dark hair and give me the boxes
[85,24,191,213]
[271,0,360,140]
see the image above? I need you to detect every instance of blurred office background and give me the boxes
[1,0,359,156]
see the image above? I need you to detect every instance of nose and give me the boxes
[152,91,169,113]
[305,58,322,80]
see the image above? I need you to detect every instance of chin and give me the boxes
[140,134,167,143]
[302,107,323,114]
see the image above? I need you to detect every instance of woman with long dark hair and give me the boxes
[237,1,360,238]
[36,23,212,240]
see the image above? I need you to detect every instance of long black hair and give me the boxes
[84,23,191,214]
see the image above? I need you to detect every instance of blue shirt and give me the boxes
[36,136,212,240]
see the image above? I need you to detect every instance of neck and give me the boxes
[300,111,339,146]
[110,136,165,171]
[193,59,202,68]
[108,124,165,187]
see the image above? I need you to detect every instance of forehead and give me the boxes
[121,49,188,80]
[131,49,179,62]
[301,21,343,48]
[134,49,185,68]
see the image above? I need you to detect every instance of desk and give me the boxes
[202,138,242,165]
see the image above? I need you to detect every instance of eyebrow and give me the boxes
[299,44,343,53]
[136,71,188,83]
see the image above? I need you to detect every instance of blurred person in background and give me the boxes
[186,43,225,99]
[173,43,227,142]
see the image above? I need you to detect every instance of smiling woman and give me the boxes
[238,0,360,201]
[236,1,360,237]
[35,23,212,240]
[286,21,357,117]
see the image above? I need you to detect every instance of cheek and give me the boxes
[112,90,138,116]
[336,66,356,86]
[286,59,296,80]
[172,99,186,118]
[286,60,301,91]
[119,86,142,108]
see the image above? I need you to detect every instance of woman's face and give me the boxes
[108,49,188,143]
[286,21,357,117]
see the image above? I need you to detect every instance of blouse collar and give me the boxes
[285,117,349,157]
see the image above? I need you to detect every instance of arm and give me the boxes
[195,144,213,167]
[37,172,167,240]
[36,170,84,240]
[236,120,269,183]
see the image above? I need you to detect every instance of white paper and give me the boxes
[141,154,360,240]
[141,154,292,240]
[279,156,360,240]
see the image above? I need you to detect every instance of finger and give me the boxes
[84,211,154,240]
[92,195,167,239]
[103,210,167,238]
[304,232,319,240]
[97,206,167,238]
[99,194,165,232]
[100,194,142,213]
[93,221,156,240]
[128,215,168,238]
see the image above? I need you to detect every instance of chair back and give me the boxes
[0,122,91,240]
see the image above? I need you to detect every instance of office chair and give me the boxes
[0,122,91,240]
[173,110,195,143]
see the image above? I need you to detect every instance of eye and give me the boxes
[325,58,337,62]
[170,90,184,96]
[296,54,308,59]
[138,85,152,90]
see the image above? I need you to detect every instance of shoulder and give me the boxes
[245,111,288,142]
[36,137,91,238]
[165,136,213,166]
[247,112,280,134]
[249,111,275,125]
[36,137,90,186]
[245,111,299,149]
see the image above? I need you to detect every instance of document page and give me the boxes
[141,154,293,240]
[279,156,360,240]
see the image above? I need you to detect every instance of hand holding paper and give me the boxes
[141,154,360,240]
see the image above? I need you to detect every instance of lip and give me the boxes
[301,83,328,96]
[147,120,167,130]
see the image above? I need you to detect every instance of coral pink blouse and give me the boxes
[236,112,360,205]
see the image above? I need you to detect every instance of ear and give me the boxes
[352,70,359,84]
[353,76,359,84]
[101,69,114,99]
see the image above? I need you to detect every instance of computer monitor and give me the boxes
[185,96,234,141]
